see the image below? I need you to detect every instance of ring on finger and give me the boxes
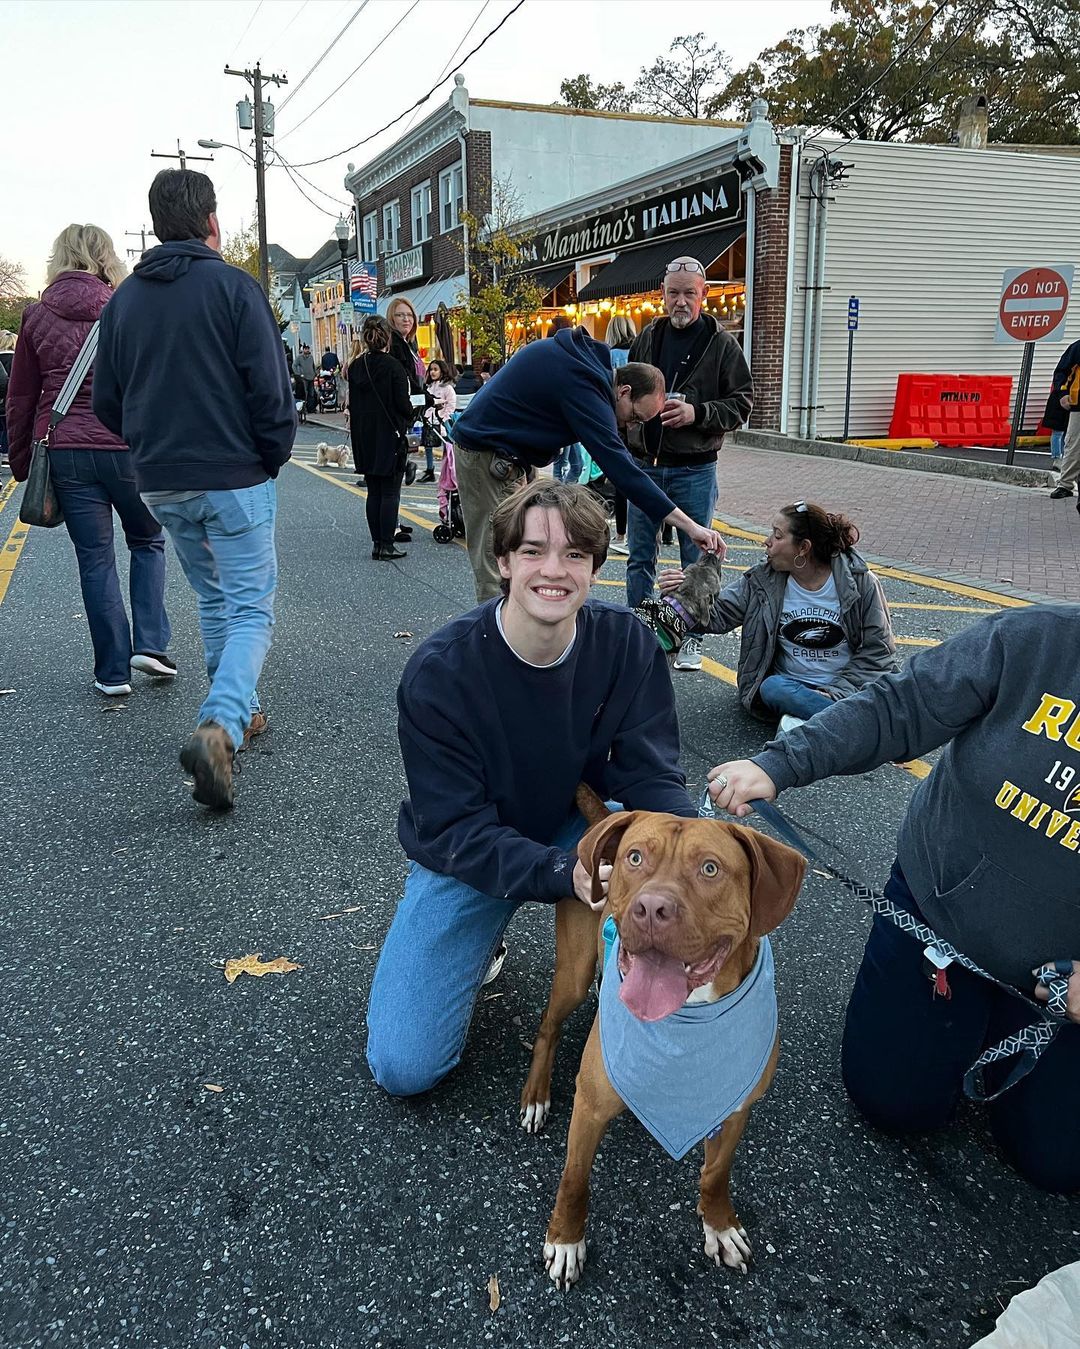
[714,774,729,791]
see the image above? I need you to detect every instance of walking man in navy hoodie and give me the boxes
[450,328,724,603]
[93,170,296,810]
[366,480,696,1096]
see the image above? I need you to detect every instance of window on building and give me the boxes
[361,212,378,263]
[439,163,464,233]
[382,200,400,254]
[411,182,432,244]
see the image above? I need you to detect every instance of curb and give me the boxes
[733,429,1056,489]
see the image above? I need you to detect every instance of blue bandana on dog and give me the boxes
[599,934,777,1161]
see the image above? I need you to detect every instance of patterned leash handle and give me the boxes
[697,788,1071,1102]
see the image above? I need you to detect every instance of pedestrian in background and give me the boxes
[348,315,413,561]
[386,297,424,395]
[93,170,295,811]
[659,500,898,729]
[421,358,456,483]
[321,346,340,373]
[296,344,317,411]
[605,313,637,553]
[455,364,482,395]
[0,330,16,469]
[1046,336,1080,499]
[549,318,584,485]
[626,255,754,670]
[6,224,173,697]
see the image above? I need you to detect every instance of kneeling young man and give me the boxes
[366,481,695,1096]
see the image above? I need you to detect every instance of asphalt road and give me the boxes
[1,428,1077,1349]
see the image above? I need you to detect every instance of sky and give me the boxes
[5,0,833,292]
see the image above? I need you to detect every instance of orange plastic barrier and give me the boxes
[888,373,1014,447]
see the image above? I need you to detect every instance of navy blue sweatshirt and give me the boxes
[397,598,694,902]
[451,328,676,525]
[92,240,295,491]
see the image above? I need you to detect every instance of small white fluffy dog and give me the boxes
[315,441,351,468]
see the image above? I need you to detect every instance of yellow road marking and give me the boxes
[290,460,447,539]
[888,602,996,613]
[0,479,18,515]
[0,515,31,607]
[896,636,940,647]
[713,519,1029,608]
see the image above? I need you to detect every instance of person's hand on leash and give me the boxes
[573,859,611,912]
[1034,959,1080,1023]
[657,568,685,595]
[707,761,777,818]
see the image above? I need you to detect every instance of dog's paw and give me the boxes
[703,1219,751,1274]
[520,1099,550,1134]
[544,1237,586,1290]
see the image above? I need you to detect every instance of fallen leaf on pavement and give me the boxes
[812,868,832,878]
[393,631,413,639]
[0,689,15,697]
[202,1083,224,1093]
[224,953,302,984]
[487,1274,500,1312]
[317,905,366,921]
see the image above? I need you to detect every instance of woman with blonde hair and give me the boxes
[386,296,424,394]
[6,224,172,695]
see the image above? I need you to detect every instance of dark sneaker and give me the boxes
[1049,486,1074,499]
[240,710,268,751]
[131,652,177,678]
[180,721,235,809]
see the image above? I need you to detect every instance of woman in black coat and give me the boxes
[1043,338,1080,471]
[347,316,414,560]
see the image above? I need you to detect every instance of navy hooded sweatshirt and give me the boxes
[451,328,676,525]
[92,240,295,492]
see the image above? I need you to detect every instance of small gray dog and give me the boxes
[634,553,724,657]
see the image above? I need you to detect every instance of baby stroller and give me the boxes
[315,370,339,413]
[433,441,465,544]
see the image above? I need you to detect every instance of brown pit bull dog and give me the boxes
[526,791,805,1290]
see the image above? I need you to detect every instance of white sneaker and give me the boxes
[609,538,629,555]
[482,942,508,986]
[673,636,703,671]
[130,652,177,678]
[94,680,132,697]
[779,715,806,735]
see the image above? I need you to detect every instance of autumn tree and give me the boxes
[0,254,30,333]
[557,74,635,112]
[221,221,286,326]
[457,174,544,362]
[634,32,731,119]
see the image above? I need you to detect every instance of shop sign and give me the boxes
[386,242,431,288]
[528,168,742,268]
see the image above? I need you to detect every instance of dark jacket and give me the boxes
[348,349,413,477]
[452,327,675,525]
[455,367,482,395]
[628,315,753,466]
[6,272,126,479]
[1042,338,1080,433]
[389,330,423,395]
[700,550,899,717]
[92,240,295,492]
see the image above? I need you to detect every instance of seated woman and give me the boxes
[660,500,898,729]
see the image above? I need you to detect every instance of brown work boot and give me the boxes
[179,721,235,810]
[240,710,268,751]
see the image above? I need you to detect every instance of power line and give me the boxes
[277,0,423,143]
[270,147,350,210]
[228,0,265,63]
[259,0,310,63]
[399,0,491,138]
[276,0,369,113]
[275,156,345,219]
[291,0,526,168]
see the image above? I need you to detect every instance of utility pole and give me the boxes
[124,226,152,260]
[150,138,214,172]
[225,62,288,296]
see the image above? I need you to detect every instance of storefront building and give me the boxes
[343,75,743,367]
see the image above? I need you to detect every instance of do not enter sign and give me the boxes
[996,265,1073,343]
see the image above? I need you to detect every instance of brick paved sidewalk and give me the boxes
[721,444,1078,602]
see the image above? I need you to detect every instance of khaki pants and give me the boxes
[455,446,530,603]
[1056,412,1080,491]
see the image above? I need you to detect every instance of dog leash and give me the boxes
[697,788,1071,1102]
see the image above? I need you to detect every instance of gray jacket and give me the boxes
[754,606,1080,989]
[701,550,899,716]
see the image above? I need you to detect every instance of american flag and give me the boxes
[350,261,377,301]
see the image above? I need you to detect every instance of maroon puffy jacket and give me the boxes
[5,271,126,480]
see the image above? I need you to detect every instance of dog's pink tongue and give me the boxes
[619,949,688,1022]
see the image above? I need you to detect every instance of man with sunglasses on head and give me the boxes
[626,255,754,670]
[451,325,724,604]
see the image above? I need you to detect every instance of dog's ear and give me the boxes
[578,813,641,907]
[727,823,806,937]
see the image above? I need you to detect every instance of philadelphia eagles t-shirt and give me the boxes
[775,573,851,686]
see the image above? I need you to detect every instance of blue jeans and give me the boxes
[366,810,598,1097]
[626,461,718,607]
[553,443,585,483]
[149,482,277,750]
[1051,430,1065,462]
[842,862,1080,1193]
[48,449,170,686]
[758,673,834,721]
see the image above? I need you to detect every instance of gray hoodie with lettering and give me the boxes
[752,606,1080,989]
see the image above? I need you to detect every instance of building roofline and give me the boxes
[468,97,741,130]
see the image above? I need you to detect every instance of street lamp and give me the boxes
[335,215,352,352]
